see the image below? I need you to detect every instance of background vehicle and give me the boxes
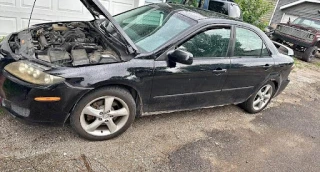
[0,2,293,141]
[168,0,242,19]
[202,0,241,19]
[272,17,320,62]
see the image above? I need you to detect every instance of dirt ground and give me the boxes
[0,58,320,172]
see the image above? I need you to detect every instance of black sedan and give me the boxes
[0,0,294,140]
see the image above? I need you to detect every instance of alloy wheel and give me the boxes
[252,84,273,111]
[80,96,130,136]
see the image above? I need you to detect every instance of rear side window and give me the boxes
[180,27,231,58]
[234,27,269,57]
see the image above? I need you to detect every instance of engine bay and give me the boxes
[8,22,120,66]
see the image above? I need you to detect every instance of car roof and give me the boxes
[152,3,237,21]
[149,3,254,29]
[150,3,251,29]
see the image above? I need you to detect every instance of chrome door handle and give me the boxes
[212,68,227,75]
[263,64,272,70]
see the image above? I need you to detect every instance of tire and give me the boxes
[316,49,320,58]
[240,82,275,114]
[302,46,317,62]
[70,87,136,141]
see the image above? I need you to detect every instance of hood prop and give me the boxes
[28,0,37,32]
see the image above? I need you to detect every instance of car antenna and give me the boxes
[28,0,37,32]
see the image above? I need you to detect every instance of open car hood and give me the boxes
[80,0,139,54]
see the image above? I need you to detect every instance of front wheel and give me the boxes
[70,87,136,141]
[241,82,275,114]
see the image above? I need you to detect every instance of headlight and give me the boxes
[309,34,315,39]
[4,61,65,85]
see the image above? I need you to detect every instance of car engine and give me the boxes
[8,22,119,66]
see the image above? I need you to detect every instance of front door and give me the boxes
[147,26,232,112]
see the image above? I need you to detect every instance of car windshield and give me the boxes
[113,5,196,52]
[292,18,320,30]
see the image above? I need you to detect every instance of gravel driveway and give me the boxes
[1,58,320,172]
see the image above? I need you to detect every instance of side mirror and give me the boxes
[167,49,193,65]
[272,41,294,57]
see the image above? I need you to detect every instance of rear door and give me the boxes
[222,26,275,103]
[147,26,232,112]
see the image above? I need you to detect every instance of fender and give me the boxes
[245,71,281,102]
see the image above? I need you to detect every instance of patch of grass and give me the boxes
[293,57,303,69]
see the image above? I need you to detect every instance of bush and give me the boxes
[170,0,273,30]
[235,0,273,29]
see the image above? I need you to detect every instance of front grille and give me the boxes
[278,25,314,42]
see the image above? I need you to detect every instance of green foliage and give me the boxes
[0,36,4,42]
[293,57,303,69]
[170,0,199,7]
[235,0,273,29]
[170,0,273,30]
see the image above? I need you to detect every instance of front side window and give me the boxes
[180,27,231,58]
[234,27,269,57]
[113,6,196,52]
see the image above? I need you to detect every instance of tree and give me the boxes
[235,0,273,29]
[169,0,273,29]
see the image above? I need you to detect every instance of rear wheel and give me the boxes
[302,46,317,62]
[70,87,136,141]
[241,82,275,114]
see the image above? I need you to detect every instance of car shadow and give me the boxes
[0,104,245,142]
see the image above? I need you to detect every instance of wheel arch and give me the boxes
[95,83,143,116]
[247,77,279,101]
[271,79,279,95]
[64,82,144,125]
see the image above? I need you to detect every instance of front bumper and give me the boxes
[0,69,91,125]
